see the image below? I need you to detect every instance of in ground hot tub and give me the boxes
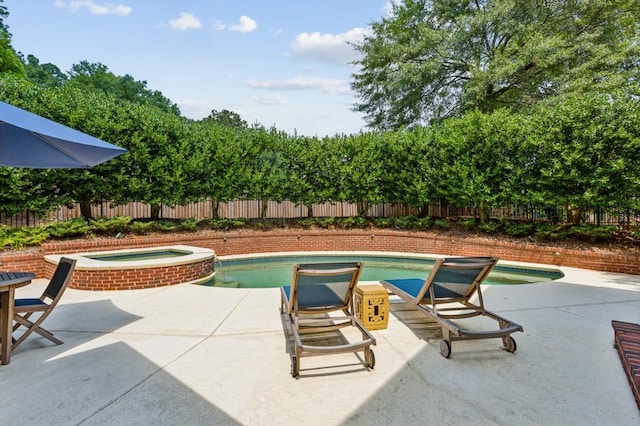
[45,245,215,291]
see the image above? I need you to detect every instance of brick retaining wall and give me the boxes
[1,230,637,289]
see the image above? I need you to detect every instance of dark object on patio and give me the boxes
[10,257,76,351]
[612,320,640,410]
[381,256,523,358]
[280,262,376,378]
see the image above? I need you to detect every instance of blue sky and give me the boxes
[4,0,394,136]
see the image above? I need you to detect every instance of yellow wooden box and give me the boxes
[354,284,389,330]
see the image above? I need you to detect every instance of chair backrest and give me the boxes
[418,257,498,302]
[291,262,363,311]
[43,257,77,302]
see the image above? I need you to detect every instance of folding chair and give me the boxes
[381,256,522,358]
[10,257,76,351]
[280,262,376,377]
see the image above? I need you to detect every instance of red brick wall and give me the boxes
[43,258,213,291]
[1,230,637,289]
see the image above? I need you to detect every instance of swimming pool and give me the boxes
[202,253,564,288]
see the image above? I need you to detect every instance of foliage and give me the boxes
[0,2,25,77]
[201,109,248,129]
[433,219,451,230]
[204,218,248,230]
[431,110,528,222]
[153,220,178,233]
[0,216,632,251]
[373,217,394,228]
[66,61,180,115]
[282,135,343,217]
[478,220,501,234]
[89,216,132,235]
[459,218,477,230]
[564,225,618,243]
[521,89,640,223]
[297,218,316,229]
[0,226,49,250]
[336,216,368,229]
[178,218,198,232]
[315,217,335,229]
[0,8,639,231]
[336,133,386,216]
[503,221,535,238]
[253,219,273,231]
[533,223,619,242]
[394,216,418,229]
[130,221,155,235]
[414,217,433,230]
[21,54,67,88]
[535,223,571,241]
[46,219,90,239]
[352,0,640,131]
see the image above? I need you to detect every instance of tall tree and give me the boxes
[22,54,67,88]
[352,0,640,130]
[0,0,25,76]
[202,109,248,129]
[67,60,180,115]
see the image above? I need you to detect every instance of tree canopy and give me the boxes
[22,54,67,88]
[201,109,249,129]
[352,0,640,130]
[0,0,24,77]
[65,61,181,115]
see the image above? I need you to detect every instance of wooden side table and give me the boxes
[354,284,389,330]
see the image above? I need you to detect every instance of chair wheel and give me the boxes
[366,348,375,369]
[440,340,451,358]
[503,336,517,353]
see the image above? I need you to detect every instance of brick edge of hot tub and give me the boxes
[44,258,214,291]
[44,245,215,291]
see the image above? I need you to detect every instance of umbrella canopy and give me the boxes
[0,100,127,168]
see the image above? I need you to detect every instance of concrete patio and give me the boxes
[1,261,639,425]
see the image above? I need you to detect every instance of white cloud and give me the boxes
[215,15,258,34]
[167,12,202,31]
[251,94,288,105]
[55,0,132,16]
[290,27,371,67]
[175,98,211,120]
[244,77,351,95]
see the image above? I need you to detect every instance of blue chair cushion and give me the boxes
[14,298,47,307]
[282,284,345,308]
[384,278,462,299]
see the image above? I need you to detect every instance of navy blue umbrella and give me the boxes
[0,101,127,168]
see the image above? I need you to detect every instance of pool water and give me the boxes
[86,249,190,262]
[202,254,564,289]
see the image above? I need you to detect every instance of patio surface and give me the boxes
[1,260,639,425]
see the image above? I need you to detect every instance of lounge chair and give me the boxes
[9,257,76,351]
[380,256,522,358]
[280,262,376,377]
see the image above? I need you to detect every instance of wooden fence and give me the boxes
[1,199,638,229]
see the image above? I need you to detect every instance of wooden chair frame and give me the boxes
[280,262,376,377]
[381,257,523,358]
[10,257,76,351]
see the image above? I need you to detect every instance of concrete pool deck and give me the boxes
[1,263,639,425]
